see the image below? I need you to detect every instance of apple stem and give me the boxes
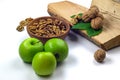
[31,41,40,45]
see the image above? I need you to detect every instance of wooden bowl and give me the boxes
[27,16,70,43]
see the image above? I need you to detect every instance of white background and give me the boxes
[0,0,120,80]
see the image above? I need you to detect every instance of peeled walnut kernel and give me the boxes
[74,15,82,20]
[94,49,106,63]
[16,18,33,32]
[71,18,78,24]
[71,14,82,25]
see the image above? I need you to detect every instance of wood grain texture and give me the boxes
[92,0,120,19]
[47,1,120,50]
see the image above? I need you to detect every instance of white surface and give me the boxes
[0,0,120,80]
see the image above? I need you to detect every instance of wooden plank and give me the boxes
[91,0,120,19]
[47,1,120,50]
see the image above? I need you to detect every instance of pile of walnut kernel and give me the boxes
[28,18,67,37]
[16,18,67,37]
[71,5,104,30]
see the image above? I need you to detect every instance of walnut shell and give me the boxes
[91,17,103,30]
[97,13,104,20]
[94,49,106,63]
[90,5,99,15]
[82,5,99,22]
[82,11,90,22]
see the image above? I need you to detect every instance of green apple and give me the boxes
[19,38,43,63]
[44,38,69,62]
[32,52,56,76]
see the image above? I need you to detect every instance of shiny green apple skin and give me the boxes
[44,38,69,62]
[32,52,57,76]
[19,38,43,63]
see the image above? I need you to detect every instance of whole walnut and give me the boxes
[97,13,104,20]
[90,5,99,15]
[94,49,106,63]
[91,17,103,30]
[82,5,99,22]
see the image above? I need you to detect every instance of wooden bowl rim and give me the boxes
[27,16,70,39]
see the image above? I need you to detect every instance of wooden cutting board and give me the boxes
[47,1,120,50]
